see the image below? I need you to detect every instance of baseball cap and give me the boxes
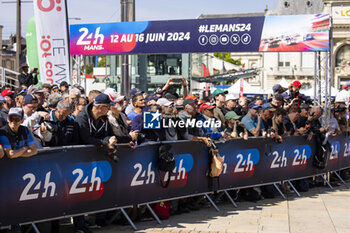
[156,98,173,107]
[94,93,112,105]
[51,84,59,90]
[60,81,70,87]
[261,103,276,111]
[145,94,159,103]
[104,88,120,102]
[1,89,14,97]
[28,85,45,95]
[248,102,261,109]
[183,99,196,106]
[200,103,215,112]
[8,107,24,118]
[226,94,239,101]
[272,84,284,93]
[23,95,38,105]
[185,94,199,100]
[212,88,228,98]
[343,84,348,89]
[225,111,241,120]
[130,88,144,97]
[291,80,301,88]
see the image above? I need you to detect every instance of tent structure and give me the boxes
[227,79,265,95]
[300,81,339,97]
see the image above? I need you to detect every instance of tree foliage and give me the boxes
[214,53,242,66]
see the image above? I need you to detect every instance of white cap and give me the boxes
[104,88,120,102]
[156,98,173,107]
[226,94,239,101]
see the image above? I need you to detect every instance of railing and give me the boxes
[0,66,20,88]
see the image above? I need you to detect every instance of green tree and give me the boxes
[97,56,106,67]
[214,53,241,66]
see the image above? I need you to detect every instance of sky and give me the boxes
[0,0,279,40]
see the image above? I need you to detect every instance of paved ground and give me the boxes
[90,184,350,233]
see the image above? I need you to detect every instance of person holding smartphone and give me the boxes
[18,65,39,88]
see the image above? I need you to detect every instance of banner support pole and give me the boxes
[287,180,301,197]
[204,193,220,212]
[273,183,286,199]
[224,190,238,208]
[31,223,40,233]
[146,203,162,224]
[120,208,137,230]
[333,171,347,187]
[321,174,333,190]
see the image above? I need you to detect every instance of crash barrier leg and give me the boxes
[120,208,137,231]
[333,171,348,187]
[273,183,287,199]
[146,203,162,224]
[224,190,238,208]
[321,174,333,190]
[287,180,301,197]
[204,193,220,212]
[31,223,40,233]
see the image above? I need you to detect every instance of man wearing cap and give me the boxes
[177,99,211,147]
[75,93,117,149]
[0,107,37,158]
[0,89,15,119]
[18,65,39,88]
[224,94,239,115]
[285,80,312,106]
[105,88,138,143]
[59,81,70,94]
[241,102,265,137]
[21,94,51,147]
[127,93,146,121]
[212,88,228,125]
[335,84,350,106]
[199,103,227,140]
[272,84,285,96]
[145,94,159,106]
[28,85,47,112]
[261,103,275,133]
[224,111,248,140]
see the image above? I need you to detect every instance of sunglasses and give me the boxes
[9,117,21,123]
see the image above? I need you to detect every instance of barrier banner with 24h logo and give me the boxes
[1,134,350,226]
[33,0,70,85]
[70,14,330,56]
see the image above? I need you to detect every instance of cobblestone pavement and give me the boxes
[88,184,350,233]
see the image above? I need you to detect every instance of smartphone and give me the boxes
[172,78,182,83]
[33,68,38,73]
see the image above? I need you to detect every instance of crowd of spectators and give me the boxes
[2,75,350,233]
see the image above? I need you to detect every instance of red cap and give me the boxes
[1,89,14,97]
[342,84,348,89]
[185,94,199,100]
[291,80,301,88]
[200,103,215,112]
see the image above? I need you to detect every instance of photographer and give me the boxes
[18,65,39,88]
[43,100,79,147]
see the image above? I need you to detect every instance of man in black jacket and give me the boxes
[18,65,39,88]
[75,93,117,149]
[44,100,79,146]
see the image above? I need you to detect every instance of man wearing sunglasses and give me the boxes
[0,107,37,158]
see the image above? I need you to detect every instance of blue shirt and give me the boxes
[0,126,35,150]
[241,114,264,135]
[127,110,141,121]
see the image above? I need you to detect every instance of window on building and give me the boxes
[336,45,350,67]
[147,54,182,76]
[278,52,290,67]
[302,52,314,68]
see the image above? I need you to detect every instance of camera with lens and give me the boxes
[106,145,119,163]
[38,117,56,133]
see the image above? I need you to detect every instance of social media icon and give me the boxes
[209,35,219,45]
[230,34,240,45]
[198,35,208,46]
[220,34,229,45]
[241,33,251,45]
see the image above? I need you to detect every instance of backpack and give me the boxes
[152,201,171,220]
[157,144,175,188]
